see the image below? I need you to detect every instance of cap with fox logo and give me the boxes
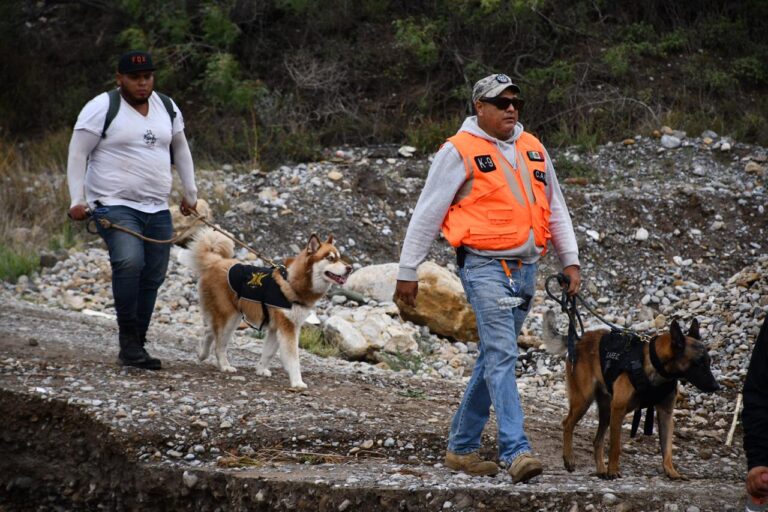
[117,51,156,74]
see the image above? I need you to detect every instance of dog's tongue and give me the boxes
[326,271,348,285]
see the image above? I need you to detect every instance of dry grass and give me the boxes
[0,130,76,248]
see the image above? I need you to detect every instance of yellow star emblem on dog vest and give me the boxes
[247,271,268,288]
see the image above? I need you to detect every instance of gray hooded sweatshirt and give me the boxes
[397,117,579,281]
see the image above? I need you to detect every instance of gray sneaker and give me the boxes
[508,452,543,483]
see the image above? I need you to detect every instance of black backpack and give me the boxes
[101,88,177,163]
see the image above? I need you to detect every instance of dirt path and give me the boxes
[0,297,747,511]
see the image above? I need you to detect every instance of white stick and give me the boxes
[725,393,743,447]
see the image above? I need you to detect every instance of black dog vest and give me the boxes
[227,264,292,329]
[599,331,677,405]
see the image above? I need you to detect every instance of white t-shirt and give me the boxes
[74,91,185,212]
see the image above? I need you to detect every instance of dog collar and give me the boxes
[649,337,676,379]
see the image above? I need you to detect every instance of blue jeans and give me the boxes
[447,252,538,464]
[94,205,173,338]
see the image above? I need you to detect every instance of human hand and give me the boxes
[394,280,418,308]
[562,265,581,296]
[68,204,90,221]
[747,466,768,502]
[180,198,197,216]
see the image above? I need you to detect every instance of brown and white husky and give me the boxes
[179,228,351,389]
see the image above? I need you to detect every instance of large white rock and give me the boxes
[330,305,420,358]
[397,261,478,341]
[323,316,369,360]
[343,263,399,302]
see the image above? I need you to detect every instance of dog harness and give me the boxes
[599,330,677,403]
[227,264,293,330]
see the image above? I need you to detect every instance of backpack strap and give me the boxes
[157,92,177,164]
[157,92,176,123]
[101,89,121,139]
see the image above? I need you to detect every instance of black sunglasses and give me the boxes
[480,96,524,111]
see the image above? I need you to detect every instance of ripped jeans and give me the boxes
[447,252,538,464]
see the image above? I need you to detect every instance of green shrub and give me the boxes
[0,243,39,283]
[376,351,423,373]
[525,60,575,104]
[393,18,439,69]
[202,4,240,49]
[732,56,767,85]
[658,29,688,55]
[299,325,339,358]
[553,156,598,182]
[405,116,464,153]
[602,45,630,78]
[201,53,258,111]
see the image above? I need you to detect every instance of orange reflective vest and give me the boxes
[441,130,552,253]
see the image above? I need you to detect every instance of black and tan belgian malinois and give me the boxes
[542,311,719,480]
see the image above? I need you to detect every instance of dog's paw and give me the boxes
[602,471,621,480]
[563,456,576,472]
[665,469,686,480]
[219,365,238,373]
[288,381,308,391]
[256,368,272,377]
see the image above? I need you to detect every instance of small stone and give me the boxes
[339,499,352,512]
[634,228,649,241]
[328,170,343,181]
[182,470,198,488]
[660,135,681,149]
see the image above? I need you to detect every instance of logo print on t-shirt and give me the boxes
[143,130,157,147]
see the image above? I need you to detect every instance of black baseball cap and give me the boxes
[117,51,156,74]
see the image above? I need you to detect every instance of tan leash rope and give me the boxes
[91,210,284,268]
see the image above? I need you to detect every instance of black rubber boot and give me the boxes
[137,332,163,370]
[118,327,161,370]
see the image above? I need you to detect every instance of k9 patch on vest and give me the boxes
[527,150,545,162]
[534,169,547,184]
[474,155,497,173]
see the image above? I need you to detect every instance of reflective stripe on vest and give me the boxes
[441,131,552,252]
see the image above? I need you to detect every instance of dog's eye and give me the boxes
[326,254,336,261]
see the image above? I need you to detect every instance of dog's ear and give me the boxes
[670,319,686,352]
[325,234,334,244]
[306,234,321,254]
[688,317,701,340]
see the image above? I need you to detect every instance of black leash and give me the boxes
[545,273,582,367]
[545,273,655,437]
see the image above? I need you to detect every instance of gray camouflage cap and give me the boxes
[472,74,521,102]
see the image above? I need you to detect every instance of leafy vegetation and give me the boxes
[0,244,39,283]
[1,0,766,167]
[299,326,339,358]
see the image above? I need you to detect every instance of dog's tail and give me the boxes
[177,227,234,273]
[540,309,568,356]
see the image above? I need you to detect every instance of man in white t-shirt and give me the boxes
[66,50,198,370]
